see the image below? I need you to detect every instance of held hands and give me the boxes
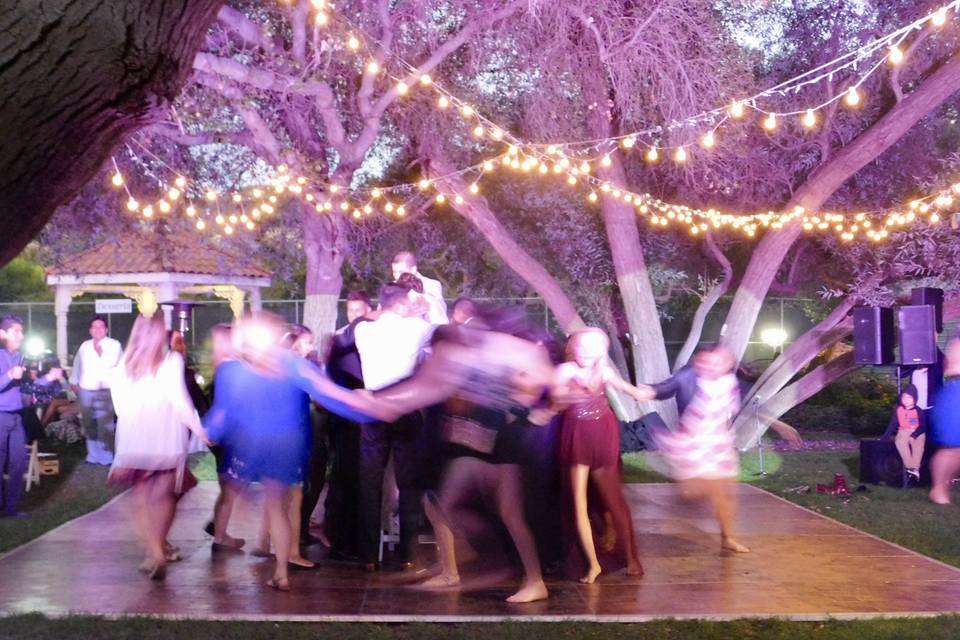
[632,384,656,402]
[8,366,25,380]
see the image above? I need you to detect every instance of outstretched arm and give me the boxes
[286,355,395,423]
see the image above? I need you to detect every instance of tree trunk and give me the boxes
[0,0,224,265]
[302,207,344,338]
[721,51,960,363]
[582,66,675,425]
[736,351,858,449]
[674,231,733,371]
[428,154,587,334]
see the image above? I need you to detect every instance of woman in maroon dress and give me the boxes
[556,328,646,584]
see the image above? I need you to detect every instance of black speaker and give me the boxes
[898,305,938,365]
[859,438,932,486]
[853,307,894,365]
[911,287,944,333]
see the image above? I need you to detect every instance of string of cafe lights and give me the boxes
[109,0,960,242]
[323,0,960,241]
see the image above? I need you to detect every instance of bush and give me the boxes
[782,369,897,438]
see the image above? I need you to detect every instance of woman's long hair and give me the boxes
[124,314,168,380]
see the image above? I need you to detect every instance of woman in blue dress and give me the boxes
[204,313,385,592]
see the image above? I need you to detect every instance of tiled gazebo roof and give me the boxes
[46,232,271,278]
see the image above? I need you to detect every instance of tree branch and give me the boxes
[673,230,733,371]
[215,5,278,54]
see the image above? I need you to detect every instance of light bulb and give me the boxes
[933,7,947,26]
[579,161,590,173]
[224,225,234,235]
[371,188,381,199]
[347,36,360,50]
[469,183,479,194]
[461,105,474,117]
[196,220,206,231]
[889,44,904,65]
[315,12,329,26]
[143,206,154,218]
[186,205,196,217]
[729,100,746,119]
[396,81,408,95]
[232,193,242,203]
[435,193,446,204]
[384,202,394,212]
[491,128,503,141]
[601,155,612,167]
[397,205,406,216]
[168,188,181,200]
[158,200,171,213]
[802,109,817,128]
[246,221,255,230]
[366,61,380,74]
[674,146,687,163]
[646,147,659,162]
[622,137,636,149]
[763,112,777,131]
[126,198,139,212]
[418,179,430,190]
[215,214,225,225]
[701,131,715,148]
[175,176,187,188]
[473,125,484,137]
[111,173,123,187]
[567,175,577,185]
[438,96,449,109]
[206,190,218,201]
[420,74,432,86]
[588,192,598,203]
[351,210,361,220]
[844,86,861,107]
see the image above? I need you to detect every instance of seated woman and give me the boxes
[882,384,926,481]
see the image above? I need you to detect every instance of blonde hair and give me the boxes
[124,314,168,380]
[565,327,610,362]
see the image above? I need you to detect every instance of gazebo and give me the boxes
[45,231,272,365]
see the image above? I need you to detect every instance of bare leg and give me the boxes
[251,502,271,556]
[263,479,292,589]
[288,486,314,568]
[590,466,642,575]
[213,476,244,547]
[570,464,601,584]
[421,494,460,587]
[930,448,960,504]
[709,478,749,553]
[497,465,548,603]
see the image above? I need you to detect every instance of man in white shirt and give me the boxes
[70,316,123,465]
[354,283,435,569]
[391,251,448,325]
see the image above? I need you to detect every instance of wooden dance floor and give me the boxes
[2,482,960,621]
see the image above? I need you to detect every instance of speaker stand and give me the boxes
[753,398,766,477]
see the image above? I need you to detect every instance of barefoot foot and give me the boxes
[420,573,461,589]
[506,580,548,603]
[579,564,602,584]
[721,537,750,553]
[626,560,644,577]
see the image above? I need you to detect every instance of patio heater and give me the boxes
[160,299,205,337]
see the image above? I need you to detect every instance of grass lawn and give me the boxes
[0,440,123,555]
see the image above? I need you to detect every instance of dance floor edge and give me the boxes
[1,482,959,622]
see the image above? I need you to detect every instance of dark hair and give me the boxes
[0,315,24,332]
[281,324,313,349]
[346,290,372,306]
[378,283,411,311]
[89,315,107,329]
[396,272,424,294]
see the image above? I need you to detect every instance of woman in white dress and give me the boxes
[109,314,208,580]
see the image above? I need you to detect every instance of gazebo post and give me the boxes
[249,287,263,312]
[54,285,74,367]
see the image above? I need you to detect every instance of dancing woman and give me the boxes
[109,314,209,580]
[555,328,645,584]
[204,313,386,592]
[642,345,749,553]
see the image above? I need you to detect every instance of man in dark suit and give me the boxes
[322,291,373,559]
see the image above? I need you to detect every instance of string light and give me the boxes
[844,86,862,107]
[888,44,904,65]
[701,130,715,148]
[729,100,746,119]
[646,147,659,163]
[802,109,817,128]
[366,61,380,74]
[674,146,687,163]
[347,35,360,50]
[762,112,777,131]
[933,6,948,26]
[111,173,124,187]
